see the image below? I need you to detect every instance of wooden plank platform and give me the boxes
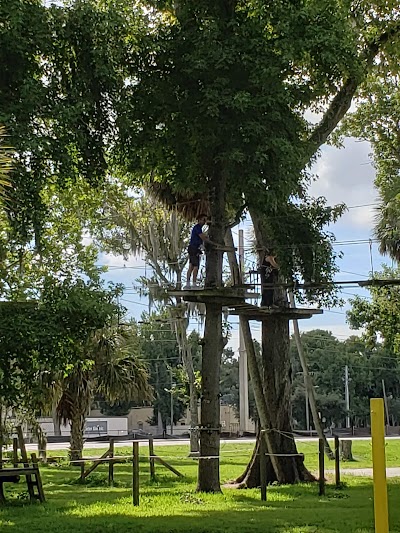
[168,288,259,304]
[228,303,323,321]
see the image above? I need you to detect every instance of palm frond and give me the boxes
[56,368,92,425]
[93,326,153,404]
[375,195,400,261]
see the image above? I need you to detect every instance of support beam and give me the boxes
[238,229,249,434]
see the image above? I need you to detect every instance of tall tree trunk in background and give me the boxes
[171,308,199,455]
[57,372,90,463]
[69,406,86,463]
[197,170,226,493]
[30,421,48,463]
[52,406,62,436]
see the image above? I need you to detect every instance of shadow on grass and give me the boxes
[1,477,391,533]
[0,485,382,533]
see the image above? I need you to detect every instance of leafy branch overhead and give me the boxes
[0,279,122,406]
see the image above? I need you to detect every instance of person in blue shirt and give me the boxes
[185,213,209,288]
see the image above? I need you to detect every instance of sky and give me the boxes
[99,137,391,353]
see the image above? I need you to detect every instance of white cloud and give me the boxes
[99,252,146,270]
[81,230,93,247]
[310,139,377,217]
[225,322,363,355]
[297,323,363,340]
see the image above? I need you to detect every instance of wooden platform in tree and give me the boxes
[168,287,259,304]
[227,302,323,321]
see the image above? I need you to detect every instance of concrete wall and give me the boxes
[37,416,128,437]
[36,404,254,438]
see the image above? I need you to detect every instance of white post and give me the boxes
[170,369,174,436]
[238,229,249,434]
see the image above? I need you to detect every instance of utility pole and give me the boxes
[382,379,390,430]
[170,368,174,436]
[238,229,249,434]
[345,365,350,429]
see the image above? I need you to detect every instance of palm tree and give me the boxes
[57,325,152,461]
[375,192,400,262]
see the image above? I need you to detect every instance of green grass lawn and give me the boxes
[1,440,399,533]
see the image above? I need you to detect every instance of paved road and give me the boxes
[24,434,400,452]
[26,437,257,452]
[22,437,400,478]
[327,467,400,478]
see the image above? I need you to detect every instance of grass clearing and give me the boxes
[1,439,399,532]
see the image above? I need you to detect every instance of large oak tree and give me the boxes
[114,0,400,491]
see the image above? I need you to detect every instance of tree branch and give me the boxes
[308,21,400,155]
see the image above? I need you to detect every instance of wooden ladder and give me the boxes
[16,427,45,502]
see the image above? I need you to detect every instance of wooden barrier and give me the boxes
[108,439,114,485]
[80,447,112,480]
[0,427,45,503]
[334,435,341,487]
[132,441,139,506]
[149,438,156,481]
[148,439,183,479]
[259,436,267,502]
[318,438,325,496]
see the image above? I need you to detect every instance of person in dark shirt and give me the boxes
[259,252,279,307]
[185,214,209,288]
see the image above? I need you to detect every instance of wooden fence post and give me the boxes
[16,426,35,500]
[149,438,156,481]
[318,438,325,496]
[132,441,139,506]
[0,437,4,503]
[334,435,340,487]
[260,435,267,502]
[108,439,114,486]
[13,437,18,467]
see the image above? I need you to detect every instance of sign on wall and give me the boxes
[85,421,108,434]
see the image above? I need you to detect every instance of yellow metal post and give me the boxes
[370,398,389,533]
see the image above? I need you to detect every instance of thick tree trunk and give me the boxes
[261,316,311,482]
[197,170,226,492]
[197,303,223,492]
[340,440,353,461]
[237,316,314,486]
[69,409,85,463]
[232,208,314,485]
